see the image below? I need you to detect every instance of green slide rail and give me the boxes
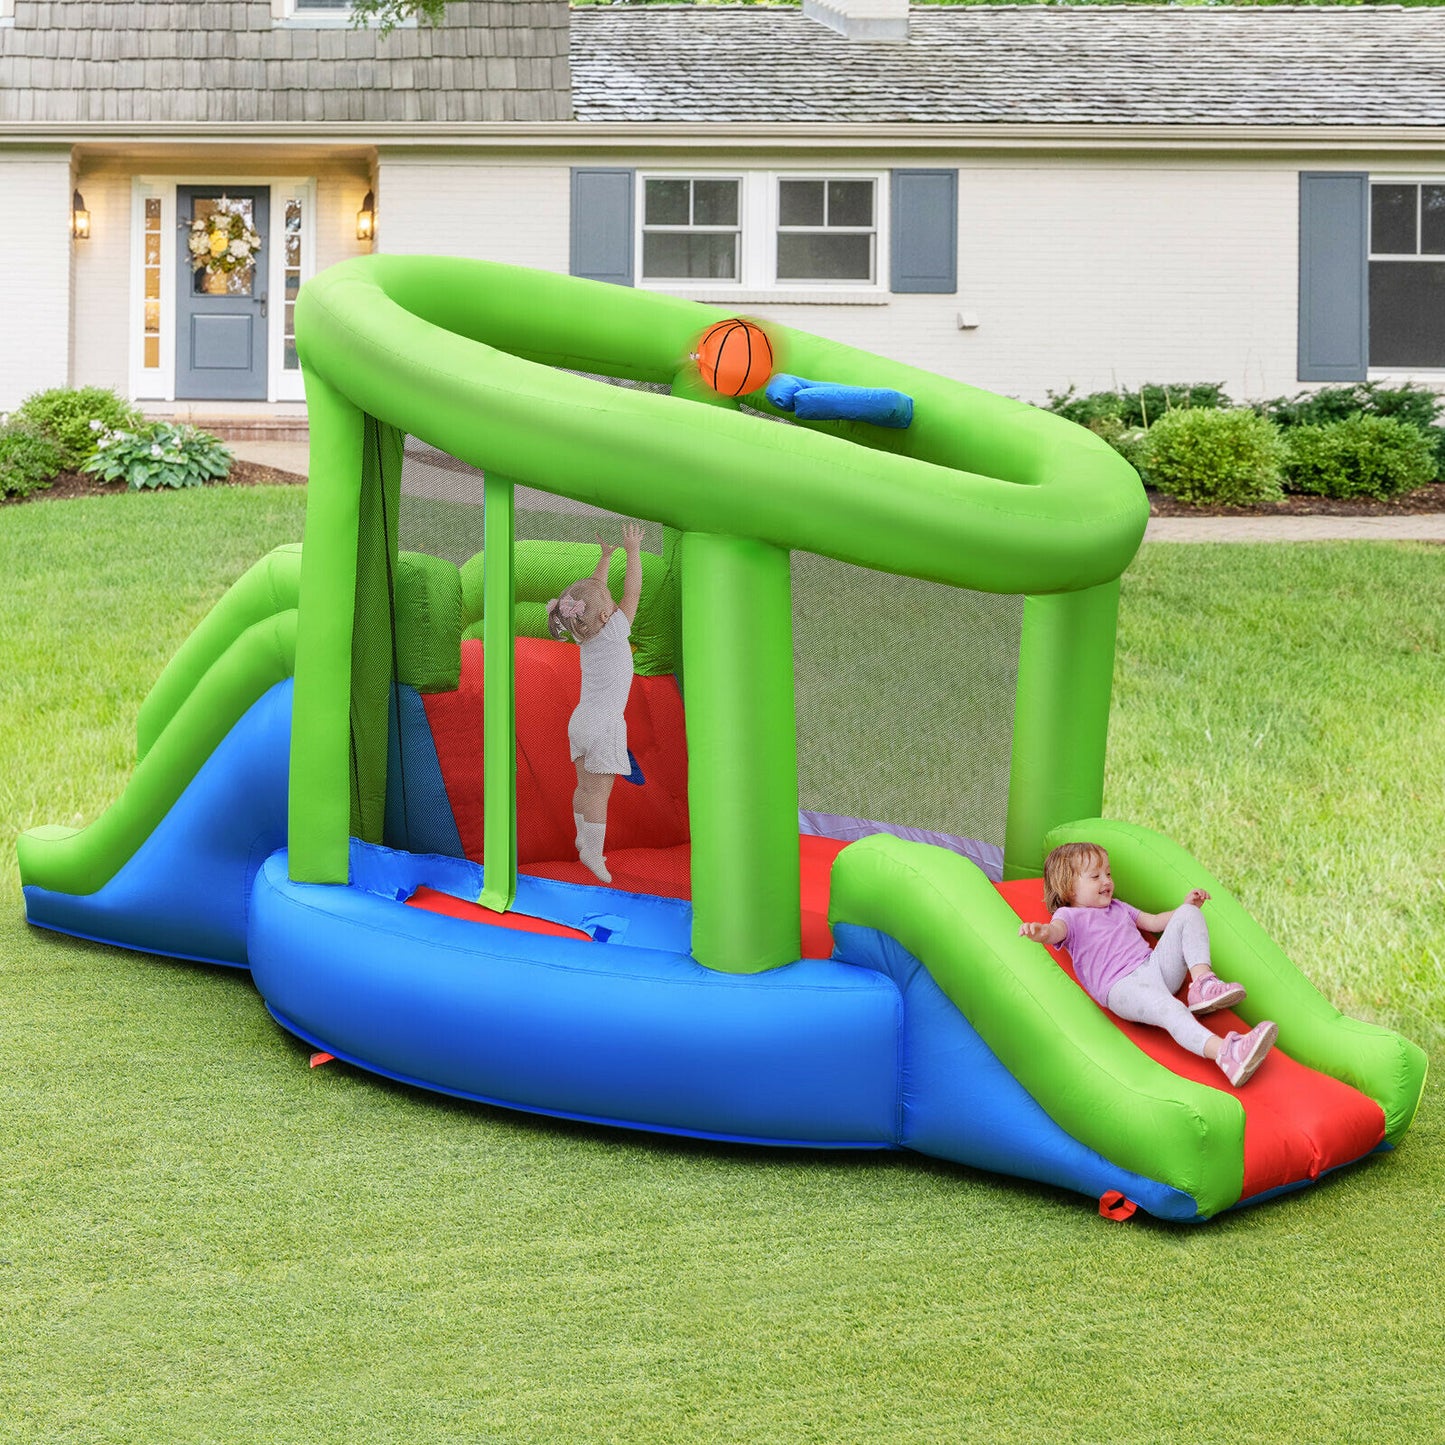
[17,547,303,898]
[292,256,1148,971]
[830,825,1427,1218]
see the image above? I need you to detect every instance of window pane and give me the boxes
[144,336,160,369]
[1422,186,1445,256]
[645,179,690,227]
[692,180,738,227]
[777,232,873,282]
[827,180,874,227]
[779,180,825,228]
[144,197,161,222]
[1369,260,1445,367]
[643,231,737,280]
[1371,185,1417,255]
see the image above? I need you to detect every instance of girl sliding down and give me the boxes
[545,524,644,883]
[1018,842,1279,1087]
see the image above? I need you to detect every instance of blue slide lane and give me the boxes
[833,923,1201,1220]
[22,681,293,969]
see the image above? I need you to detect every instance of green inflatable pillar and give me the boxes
[289,372,367,884]
[479,473,518,913]
[1003,580,1120,880]
[681,531,802,973]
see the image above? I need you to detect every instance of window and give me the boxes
[1369,181,1445,369]
[142,197,163,371]
[642,178,741,282]
[283,198,304,371]
[777,179,876,284]
[636,172,885,292]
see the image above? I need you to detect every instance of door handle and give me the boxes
[260,297,268,318]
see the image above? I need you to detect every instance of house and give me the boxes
[2,0,1443,426]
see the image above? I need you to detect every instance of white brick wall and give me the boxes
[70,169,133,394]
[703,158,1301,405]
[374,158,569,271]
[0,154,72,412]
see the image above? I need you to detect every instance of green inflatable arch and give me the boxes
[292,255,1148,973]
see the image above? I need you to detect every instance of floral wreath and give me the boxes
[187,201,262,277]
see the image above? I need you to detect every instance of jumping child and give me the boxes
[545,523,645,883]
[1018,841,1279,1086]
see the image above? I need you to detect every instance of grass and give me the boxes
[3,489,1444,1443]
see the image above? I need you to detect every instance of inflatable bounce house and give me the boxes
[19,257,1426,1222]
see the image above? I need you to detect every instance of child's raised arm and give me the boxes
[619,522,645,623]
[591,533,617,586]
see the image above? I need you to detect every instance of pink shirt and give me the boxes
[1054,900,1151,1005]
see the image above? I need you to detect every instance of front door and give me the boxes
[175,186,269,400]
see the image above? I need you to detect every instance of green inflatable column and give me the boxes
[1003,580,1120,880]
[479,473,518,913]
[289,371,367,884]
[681,531,802,973]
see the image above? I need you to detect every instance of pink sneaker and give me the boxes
[1187,972,1247,1015]
[1216,1021,1279,1087]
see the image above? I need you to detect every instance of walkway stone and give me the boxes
[1144,515,1445,542]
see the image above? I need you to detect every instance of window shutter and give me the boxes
[570,168,634,287]
[890,169,958,294]
[1299,172,1368,382]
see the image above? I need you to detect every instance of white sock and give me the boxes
[573,811,585,853]
[578,819,611,884]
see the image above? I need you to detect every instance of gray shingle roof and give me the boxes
[570,5,1445,127]
[0,0,570,122]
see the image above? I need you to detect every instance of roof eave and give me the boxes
[10,121,1445,157]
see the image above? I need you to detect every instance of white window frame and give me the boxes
[636,170,890,306]
[272,0,415,27]
[129,176,317,404]
[638,173,746,288]
[1367,174,1445,380]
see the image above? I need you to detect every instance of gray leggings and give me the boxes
[1105,904,1214,1057]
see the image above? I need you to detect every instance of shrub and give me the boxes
[82,422,233,491]
[13,386,146,470]
[1283,414,1437,500]
[0,419,66,499]
[1046,381,1231,429]
[1260,381,1445,480]
[1136,407,1286,507]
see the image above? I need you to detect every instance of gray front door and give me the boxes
[176,186,269,400]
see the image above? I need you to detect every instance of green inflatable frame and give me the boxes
[291,255,1147,973]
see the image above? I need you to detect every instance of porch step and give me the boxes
[140,409,309,444]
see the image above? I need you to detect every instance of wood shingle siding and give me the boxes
[0,0,571,122]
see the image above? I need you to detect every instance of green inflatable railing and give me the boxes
[292,256,1149,972]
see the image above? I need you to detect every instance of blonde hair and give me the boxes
[1043,842,1110,915]
[545,578,610,642]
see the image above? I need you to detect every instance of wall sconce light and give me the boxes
[70,190,91,241]
[356,190,375,242]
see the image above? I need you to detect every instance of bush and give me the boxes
[1260,381,1445,480]
[1045,381,1232,432]
[0,419,66,499]
[1136,407,1286,507]
[1283,414,1437,500]
[82,422,232,491]
[13,386,146,470]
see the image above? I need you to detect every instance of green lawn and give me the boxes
[2,488,1442,1443]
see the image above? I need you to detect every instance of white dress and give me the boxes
[568,610,634,774]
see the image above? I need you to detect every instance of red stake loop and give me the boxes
[308,1051,335,1068]
[1099,1190,1138,1222]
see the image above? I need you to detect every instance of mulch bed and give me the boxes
[2,460,306,505]
[1147,481,1445,518]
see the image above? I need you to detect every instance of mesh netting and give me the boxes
[791,552,1021,878]
[384,384,1022,884]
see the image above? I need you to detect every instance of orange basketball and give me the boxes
[695,318,775,397]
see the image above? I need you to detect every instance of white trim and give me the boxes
[271,0,415,28]
[636,169,888,296]
[129,175,315,404]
